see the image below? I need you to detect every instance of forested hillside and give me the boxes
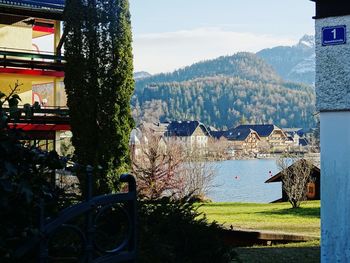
[133,52,317,129]
[136,52,281,89]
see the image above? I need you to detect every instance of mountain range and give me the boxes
[134,71,152,80]
[132,36,317,129]
[257,35,315,85]
[136,35,315,86]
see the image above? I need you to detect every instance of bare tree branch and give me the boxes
[277,154,313,208]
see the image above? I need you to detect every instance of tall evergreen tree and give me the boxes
[64,0,134,194]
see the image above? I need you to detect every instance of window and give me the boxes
[307,182,316,199]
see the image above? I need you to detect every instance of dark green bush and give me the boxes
[138,197,233,263]
[0,92,67,261]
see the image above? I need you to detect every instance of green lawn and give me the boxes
[198,201,320,237]
[198,201,321,262]
[232,241,320,263]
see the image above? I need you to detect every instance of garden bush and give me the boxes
[138,197,233,263]
[0,91,68,261]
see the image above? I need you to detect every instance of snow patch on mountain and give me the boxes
[256,35,315,85]
[296,35,315,49]
[290,54,315,74]
[134,71,152,80]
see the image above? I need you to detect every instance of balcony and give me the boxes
[0,48,65,73]
[4,105,68,124]
[0,0,65,20]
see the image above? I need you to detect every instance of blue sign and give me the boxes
[322,25,347,46]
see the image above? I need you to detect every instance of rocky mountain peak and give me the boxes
[297,35,315,49]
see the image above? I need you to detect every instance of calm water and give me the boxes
[207,159,281,203]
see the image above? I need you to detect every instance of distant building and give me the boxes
[165,120,211,154]
[207,130,231,158]
[283,128,310,147]
[283,128,304,136]
[131,120,211,157]
[283,128,302,147]
[139,122,169,137]
[225,127,261,155]
[129,128,143,159]
[210,130,227,140]
[129,125,167,160]
[234,124,288,152]
[299,138,309,147]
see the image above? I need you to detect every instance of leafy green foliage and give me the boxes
[64,0,134,194]
[138,197,233,263]
[0,93,67,261]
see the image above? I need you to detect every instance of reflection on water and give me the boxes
[207,159,281,203]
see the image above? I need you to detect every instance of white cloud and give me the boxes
[133,27,297,74]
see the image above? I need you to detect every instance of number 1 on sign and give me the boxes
[332,29,337,39]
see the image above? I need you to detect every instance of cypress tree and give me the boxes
[64,0,134,194]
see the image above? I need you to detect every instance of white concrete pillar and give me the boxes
[314,1,350,261]
[320,112,350,261]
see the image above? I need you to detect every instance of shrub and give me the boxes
[138,197,233,263]
[0,90,67,261]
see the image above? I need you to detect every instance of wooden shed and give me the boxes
[265,159,320,202]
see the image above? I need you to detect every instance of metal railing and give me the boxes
[17,169,137,262]
[0,0,65,10]
[0,48,65,71]
[3,106,70,125]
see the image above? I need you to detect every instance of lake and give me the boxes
[207,159,281,203]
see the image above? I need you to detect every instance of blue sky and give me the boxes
[130,0,315,73]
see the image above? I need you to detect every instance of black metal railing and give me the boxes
[17,168,137,263]
[3,106,70,125]
[0,49,65,71]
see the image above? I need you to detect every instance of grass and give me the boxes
[198,201,321,262]
[232,240,320,263]
[198,201,320,262]
[198,201,320,237]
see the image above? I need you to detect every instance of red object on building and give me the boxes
[0,68,64,77]
[33,25,55,34]
[8,124,70,131]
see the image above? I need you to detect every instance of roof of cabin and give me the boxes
[265,159,320,183]
[234,124,279,137]
[166,121,210,137]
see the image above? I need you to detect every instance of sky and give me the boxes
[129,0,315,74]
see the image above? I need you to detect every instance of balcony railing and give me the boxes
[4,106,70,125]
[0,0,65,10]
[0,0,65,20]
[0,48,65,72]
